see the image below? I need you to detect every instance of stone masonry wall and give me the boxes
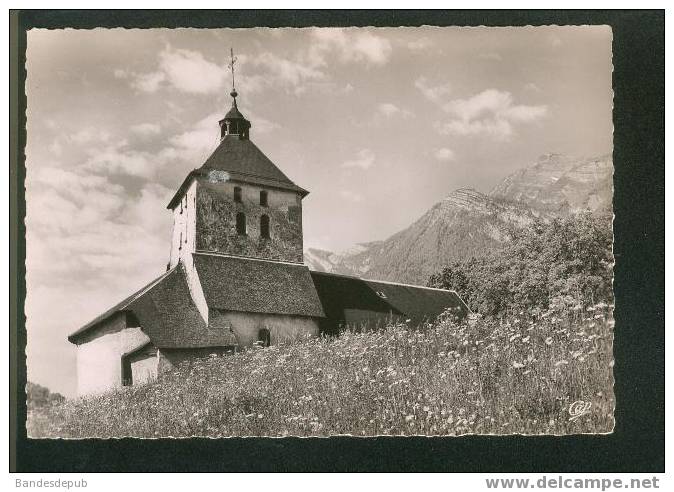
[195,180,304,263]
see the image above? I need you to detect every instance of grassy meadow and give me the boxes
[28,305,614,438]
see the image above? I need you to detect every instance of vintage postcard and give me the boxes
[25,26,614,438]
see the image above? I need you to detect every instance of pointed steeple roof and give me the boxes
[166,48,309,209]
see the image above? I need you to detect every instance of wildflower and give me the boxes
[545,337,554,345]
[512,362,526,369]
[405,415,415,422]
[509,334,520,342]
[522,336,530,343]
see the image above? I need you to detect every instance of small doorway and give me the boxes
[257,328,271,347]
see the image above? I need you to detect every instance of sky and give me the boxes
[24,26,613,397]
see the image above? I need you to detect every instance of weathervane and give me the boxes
[228,48,238,97]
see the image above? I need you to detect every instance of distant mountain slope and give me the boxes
[305,154,613,285]
[489,153,613,216]
[306,188,539,285]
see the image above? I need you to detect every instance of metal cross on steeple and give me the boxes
[227,48,238,94]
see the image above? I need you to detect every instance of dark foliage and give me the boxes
[428,212,613,316]
[26,381,65,409]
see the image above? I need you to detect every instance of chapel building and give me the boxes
[68,76,468,396]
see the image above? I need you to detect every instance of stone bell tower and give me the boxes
[166,49,309,273]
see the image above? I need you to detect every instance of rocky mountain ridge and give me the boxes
[305,153,613,285]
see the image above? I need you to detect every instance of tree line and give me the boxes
[428,212,613,316]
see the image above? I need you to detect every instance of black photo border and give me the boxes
[9,9,665,473]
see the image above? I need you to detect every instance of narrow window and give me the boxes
[234,186,242,203]
[236,212,247,235]
[258,328,271,348]
[260,214,270,239]
[179,232,182,250]
[260,190,268,207]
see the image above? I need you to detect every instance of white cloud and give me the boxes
[130,122,161,137]
[524,82,542,93]
[131,71,166,93]
[339,190,363,203]
[69,128,111,144]
[119,183,173,233]
[255,52,325,87]
[407,37,433,51]
[377,102,413,118]
[415,77,452,104]
[48,139,63,156]
[26,165,172,290]
[83,144,158,179]
[168,111,221,161]
[437,89,547,141]
[113,68,129,79]
[434,147,456,162]
[128,47,227,94]
[310,28,392,66]
[26,167,126,236]
[237,52,326,95]
[159,48,227,94]
[342,149,375,170]
[245,109,280,134]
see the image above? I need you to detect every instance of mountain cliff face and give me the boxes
[489,153,613,216]
[305,154,613,285]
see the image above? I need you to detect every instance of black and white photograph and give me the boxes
[20,24,620,440]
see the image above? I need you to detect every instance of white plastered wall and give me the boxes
[168,179,209,323]
[76,313,151,396]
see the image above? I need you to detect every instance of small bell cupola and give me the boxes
[219,49,251,140]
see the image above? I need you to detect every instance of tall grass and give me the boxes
[28,305,614,438]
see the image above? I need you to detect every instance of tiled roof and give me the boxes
[194,253,326,318]
[67,269,173,343]
[167,135,308,209]
[310,271,469,326]
[362,278,469,321]
[309,271,400,322]
[68,265,237,348]
[126,265,237,348]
